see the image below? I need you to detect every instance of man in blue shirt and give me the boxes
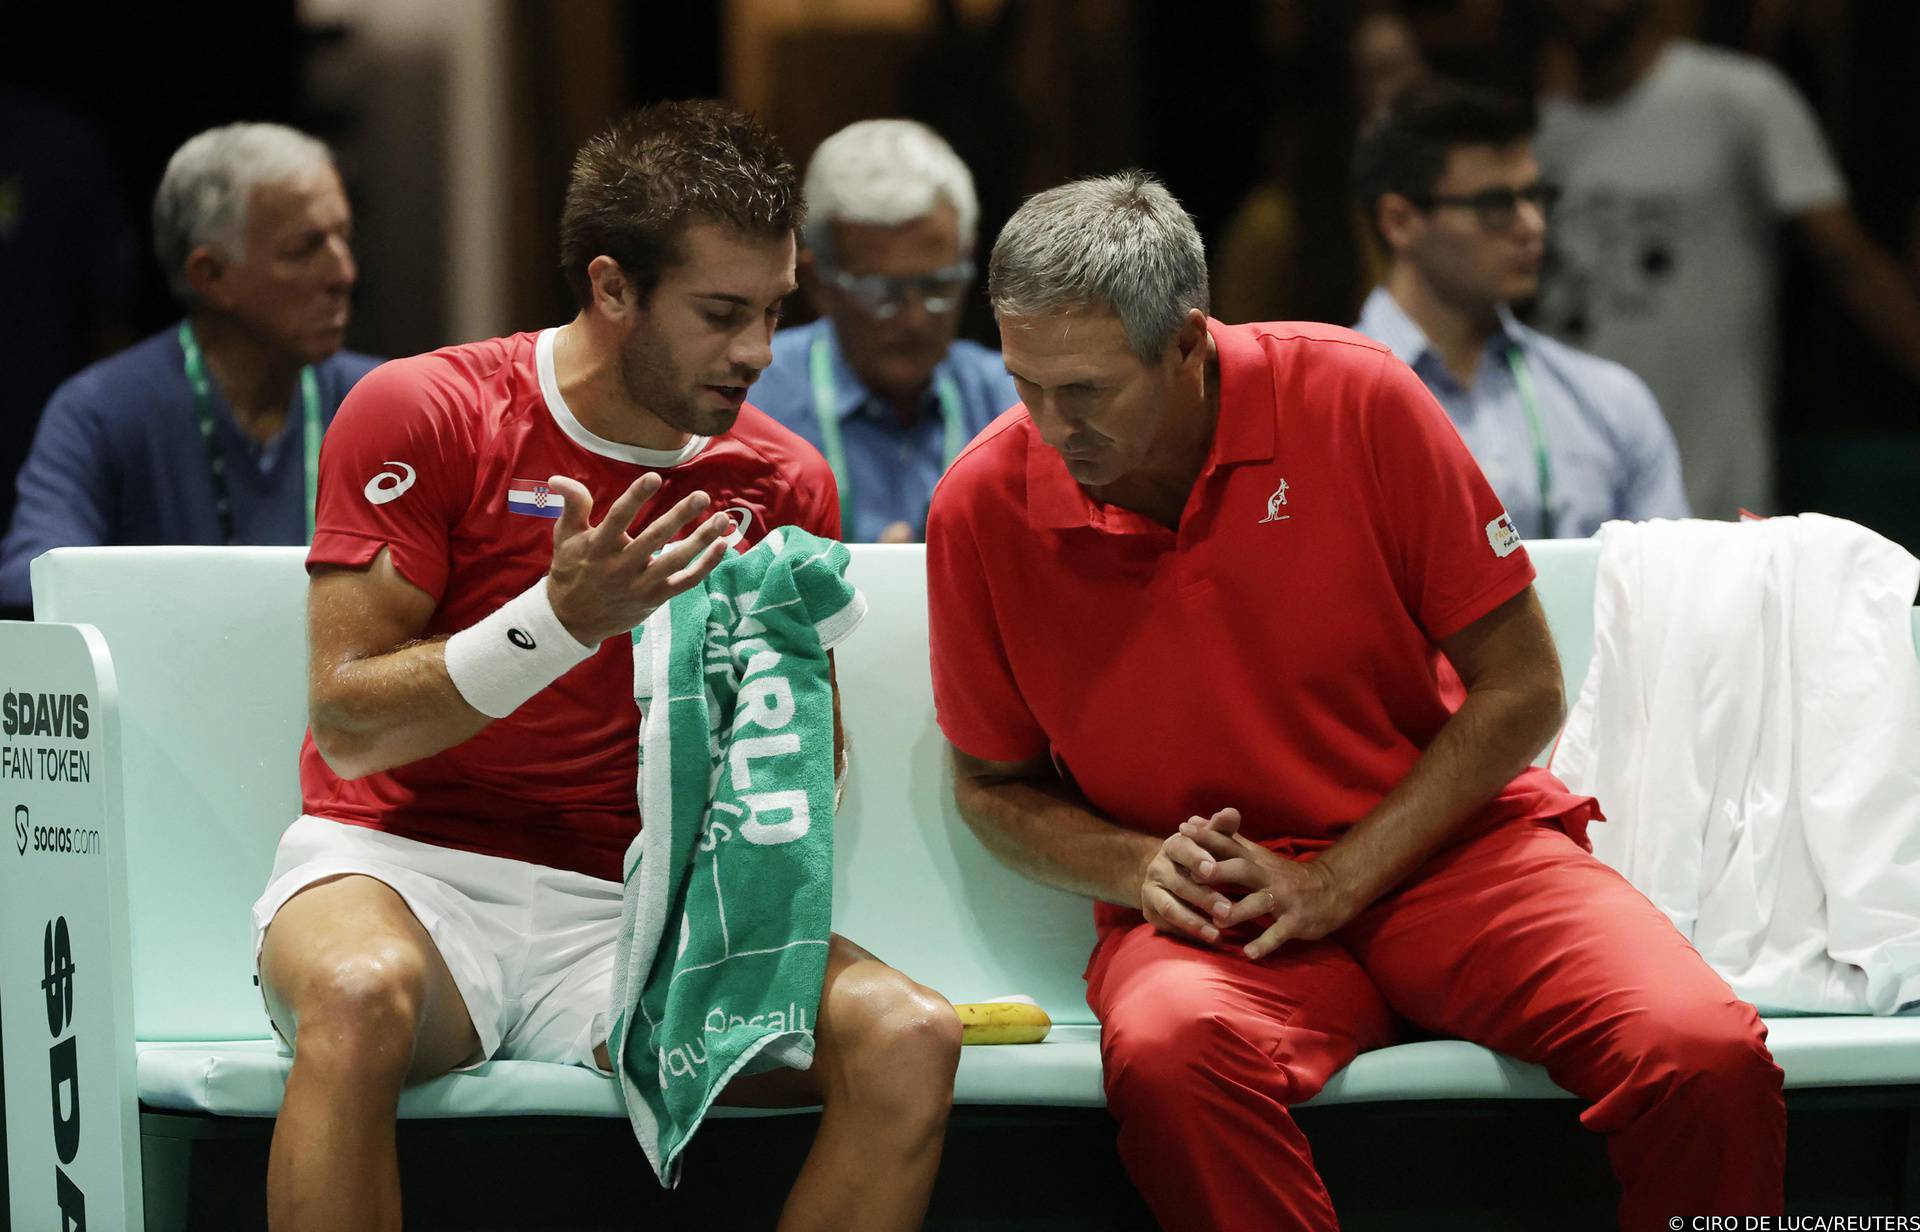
[1352,80,1687,539]
[752,120,1017,543]
[0,122,378,610]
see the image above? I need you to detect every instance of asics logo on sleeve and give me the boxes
[363,462,418,505]
[721,505,754,547]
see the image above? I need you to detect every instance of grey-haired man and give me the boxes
[751,119,1016,543]
[928,170,1783,1231]
[0,122,376,608]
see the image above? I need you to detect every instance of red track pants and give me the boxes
[1085,815,1786,1231]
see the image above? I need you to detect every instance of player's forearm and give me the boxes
[309,639,491,779]
[1314,676,1564,910]
[951,763,1159,909]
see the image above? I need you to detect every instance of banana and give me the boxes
[953,999,1052,1045]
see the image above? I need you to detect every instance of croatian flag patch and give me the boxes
[506,478,565,519]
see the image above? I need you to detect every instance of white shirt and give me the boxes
[1533,41,1846,520]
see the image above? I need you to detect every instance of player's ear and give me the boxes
[586,256,636,321]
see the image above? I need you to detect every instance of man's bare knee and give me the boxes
[826,972,960,1117]
[261,876,477,1083]
[285,944,433,1082]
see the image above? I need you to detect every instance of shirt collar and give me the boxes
[1356,285,1431,368]
[1024,318,1275,531]
[815,318,951,423]
[1492,303,1526,351]
[1357,285,1526,374]
[1210,318,1278,465]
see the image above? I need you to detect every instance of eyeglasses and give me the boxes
[1412,182,1561,232]
[822,262,976,319]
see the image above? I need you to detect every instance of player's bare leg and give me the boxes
[259,874,483,1232]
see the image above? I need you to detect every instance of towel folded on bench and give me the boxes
[609,526,866,1185]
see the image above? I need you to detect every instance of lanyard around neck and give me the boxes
[1504,344,1555,539]
[180,320,322,545]
[809,332,965,538]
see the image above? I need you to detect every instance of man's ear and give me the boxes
[1376,193,1422,253]
[585,255,636,321]
[183,245,234,311]
[1174,307,1210,371]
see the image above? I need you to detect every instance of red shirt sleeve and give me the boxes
[1361,351,1535,641]
[925,460,1050,764]
[308,357,476,599]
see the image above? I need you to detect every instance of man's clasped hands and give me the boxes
[1141,808,1362,962]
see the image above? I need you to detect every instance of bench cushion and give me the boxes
[135,1016,1920,1120]
[135,1029,1110,1120]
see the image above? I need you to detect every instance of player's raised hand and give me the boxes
[542,473,734,645]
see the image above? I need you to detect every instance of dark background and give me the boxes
[5,2,1917,436]
[3,1,1918,1224]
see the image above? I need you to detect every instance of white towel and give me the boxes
[1551,515,1920,1015]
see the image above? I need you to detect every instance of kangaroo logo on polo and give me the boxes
[363,462,417,505]
[1259,478,1290,523]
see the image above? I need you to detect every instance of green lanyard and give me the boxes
[809,333,966,538]
[1504,345,1555,539]
[179,320,322,544]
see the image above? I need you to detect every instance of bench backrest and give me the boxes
[31,540,1608,1040]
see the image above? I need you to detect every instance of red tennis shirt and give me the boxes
[300,328,838,881]
[927,320,1596,925]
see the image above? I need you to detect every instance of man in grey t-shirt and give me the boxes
[1534,0,1920,519]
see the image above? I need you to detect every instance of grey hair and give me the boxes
[801,120,978,265]
[152,122,336,304]
[988,170,1209,362]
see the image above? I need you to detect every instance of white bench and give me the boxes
[4,541,1917,1228]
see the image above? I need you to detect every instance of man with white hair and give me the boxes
[751,119,1016,543]
[0,121,374,607]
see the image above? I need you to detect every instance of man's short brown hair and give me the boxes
[559,100,803,309]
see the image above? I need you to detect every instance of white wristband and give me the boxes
[444,578,597,718]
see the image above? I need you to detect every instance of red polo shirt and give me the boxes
[299,329,838,881]
[927,320,1596,925]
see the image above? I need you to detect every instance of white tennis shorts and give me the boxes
[250,815,622,1072]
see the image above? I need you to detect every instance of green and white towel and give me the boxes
[609,526,865,1185]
